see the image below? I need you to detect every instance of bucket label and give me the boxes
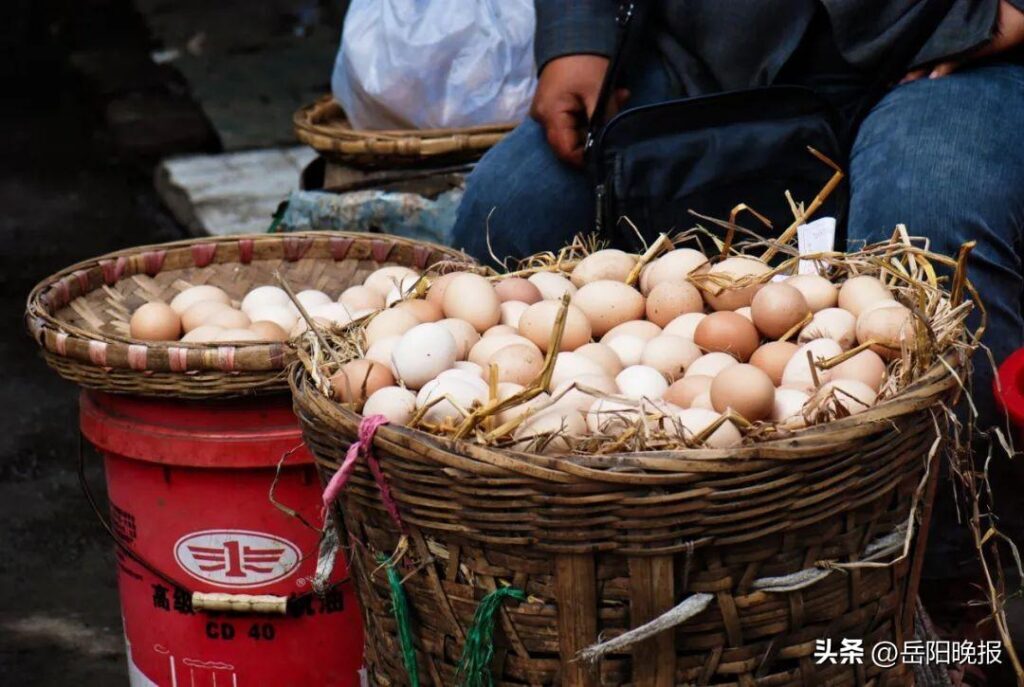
[173,530,301,589]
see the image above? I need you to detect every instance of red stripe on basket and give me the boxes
[217,346,236,371]
[238,239,254,264]
[267,343,285,368]
[88,340,108,366]
[283,236,313,261]
[168,347,189,372]
[127,344,147,371]
[54,278,70,307]
[72,269,91,294]
[142,250,166,276]
[100,257,128,284]
[192,243,217,267]
[54,331,68,356]
[412,245,431,269]
[370,239,394,263]
[329,237,354,261]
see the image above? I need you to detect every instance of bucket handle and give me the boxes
[78,431,296,616]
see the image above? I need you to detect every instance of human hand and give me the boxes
[530,55,629,167]
[902,0,1024,82]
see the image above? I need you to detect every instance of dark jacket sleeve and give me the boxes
[534,0,618,72]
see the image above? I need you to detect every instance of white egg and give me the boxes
[170,285,231,315]
[500,301,529,328]
[309,302,355,325]
[247,304,298,332]
[606,335,646,367]
[781,338,844,390]
[799,308,856,350]
[416,377,486,425]
[549,352,606,390]
[663,312,707,340]
[676,408,742,448]
[289,289,332,315]
[364,266,420,297]
[437,368,491,396]
[527,272,577,300]
[549,374,618,413]
[513,409,587,454]
[365,336,402,374]
[586,398,641,434]
[391,323,458,390]
[494,384,552,426]
[772,388,810,427]
[684,352,738,378]
[362,386,417,426]
[454,361,485,377]
[241,286,290,315]
[385,275,422,307]
[615,365,669,399]
[813,379,878,416]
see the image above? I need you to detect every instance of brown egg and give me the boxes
[749,341,799,386]
[490,344,545,386]
[831,349,887,391]
[701,256,771,311]
[572,280,646,337]
[570,249,637,286]
[249,320,289,342]
[442,273,502,332]
[855,304,915,359]
[468,335,540,368]
[750,283,810,339]
[494,277,543,304]
[693,311,760,362]
[395,298,443,323]
[575,342,624,377]
[645,281,704,327]
[710,364,775,421]
[130,302,182,341]
[601,320,662,344]
[364,308,420,348]
[785,275,837,312]
[639,248,708,295]
[518,300,592,352]
[330,360,394,404]
[425,272,462,307]
[181,300,234,332]
[340,285,385,312]
[665,375,713,409]
[640,335,703,381]
[838,275,891,317]
[205,308,251,331]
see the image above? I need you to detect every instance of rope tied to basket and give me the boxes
[455,586,527,687]
[321,414,405,532]
[379,553,420,687]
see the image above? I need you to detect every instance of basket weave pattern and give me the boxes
[26,232,465,398]
[293,358,960,686]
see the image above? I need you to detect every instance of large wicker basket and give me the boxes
[292,346,962,686]
[26,232,466,399]
[294,97,515,168]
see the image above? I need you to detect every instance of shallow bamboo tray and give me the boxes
[26,232,466,398]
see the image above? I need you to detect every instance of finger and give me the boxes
[929,60,961,78]
[900,68,928,84]
[545,108,584,167]
[607,88,631,119]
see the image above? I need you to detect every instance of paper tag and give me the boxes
[797,217,836,275]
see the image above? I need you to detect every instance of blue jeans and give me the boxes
[453,61,1024,577]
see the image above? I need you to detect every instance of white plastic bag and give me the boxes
[332,0,536,130]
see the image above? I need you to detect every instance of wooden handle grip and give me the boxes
[191,592,288,615]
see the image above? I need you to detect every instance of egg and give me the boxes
[701,256,771,311]
[709,364,775,421]
[395,299,443,323]
[484,324,518,338]
[750,283,810,339]
[364,266,419,298]
[454,360,485,377]
[575,342,624,377]
[425,272,462,307]
[690,392,715,410]
[676,408,742,448]
[309,302,356,326]
[249,320,289,342]
[780,338,844,390]
[364,308,420,348]
[442,273,501,333]
[734,307,753,321]
[180,324,225,343]
[838,275,891,317]
[170,285,231,315]
[391,323,458,389]
[500,301,529,328]
[495,384,552,426]
[586,398,641,434]
[437,318,480,359]
[362,386,417,425]
[241,286,290,315]
[749,341,799,385]
[859,299,903,318]
[606,335,646,367]
[205,308,252,330]
[639,248,709,295]
[665,375,713,409]
[831,349,887,391]
[550,375,618,413]
[528,272,577,300]
[785,275,837,313]
[437,369,490,396]
[289,289,332,315]
[490,344,545,386]
[216,328,262,342]
[616,365,669,399]
[494,277,543,304]
[693,311,760,362]
[685,352,739,378]
[550,352,607,390]
[181,301,235,332]
[772,388,810,426]
[663,312,707,341]
[130,302,182,341]
[513,409,587,454]
[246,304,297,333]
[330,360,394,403]
[645,281,704,327]
[365,335,401,373]
[290,316,330,337]
[640,335,702,381]
[799,308,856,349]
[518,300,592,352]
[468,335,540,368]
[572,280,646,337]
[813,379,878,416]
[601,320,662,344]
[570,249,637,287]
[385,275,422,307]
[337,286,381,313]
[855,304,916,359]
[416,377,486,425]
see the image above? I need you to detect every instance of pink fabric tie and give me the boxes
[321,415,405,532]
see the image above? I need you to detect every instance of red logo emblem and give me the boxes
[173,530,301,588]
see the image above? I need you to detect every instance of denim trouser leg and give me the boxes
[847,61,1024,578]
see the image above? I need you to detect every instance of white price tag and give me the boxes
[797,217,836,275]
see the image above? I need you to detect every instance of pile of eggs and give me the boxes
[332,248,921,453]
[127,265,425,344]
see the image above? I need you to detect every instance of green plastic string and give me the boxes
[379,555,419,687]
[455,587,526,687]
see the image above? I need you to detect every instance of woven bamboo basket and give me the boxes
[25,232,466,399]
[292,346,963,686]
[294,96,515,168]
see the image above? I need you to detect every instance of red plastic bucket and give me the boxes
[79,391,364,687]
[995,348,1024,442]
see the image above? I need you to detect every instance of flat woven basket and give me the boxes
[294,96,515,168]
[291,353,964,687]
[26,232,466,399]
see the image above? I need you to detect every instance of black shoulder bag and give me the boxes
[586,0,954,251]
